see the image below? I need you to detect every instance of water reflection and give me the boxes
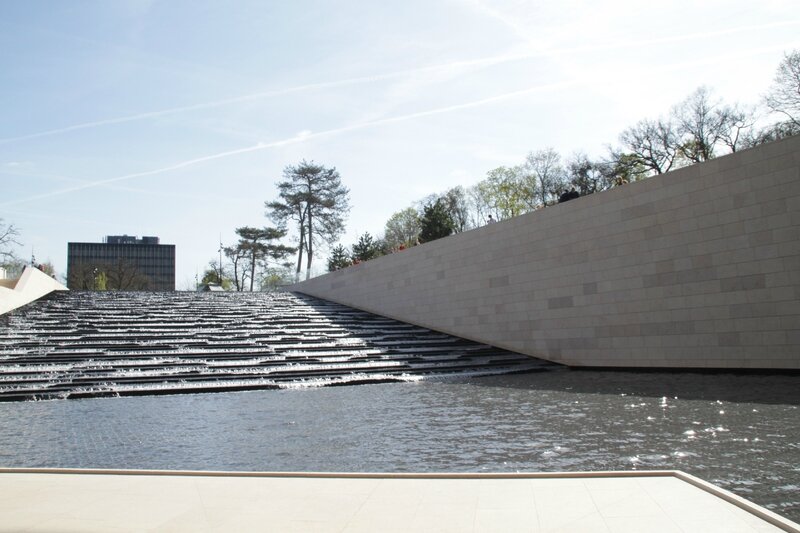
[469,367,800,405]
[0,370,798,521]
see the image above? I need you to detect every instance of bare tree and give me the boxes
[673,86,751,162]
[0,219,21,264]
[602,152,650,185]
[440,186,472,233]
[717,104,755,153]
[67,262,98,290]
[69,260,149,290]
[617,118,681,175]
[523,148,566,207]
[223,245,248,292]
[741,121,800,148]
[105,259,151,290]
[565,153,615,196]
[2,258,26,279]
[764,50,800,127]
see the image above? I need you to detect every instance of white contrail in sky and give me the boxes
[1,19,797,146]
[0,169,251,204]
[0,53,535,146]
[1,79,579,207]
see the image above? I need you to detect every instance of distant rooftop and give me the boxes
[104,235,160,245]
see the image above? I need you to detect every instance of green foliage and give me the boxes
[327,244,352,271]
[235,226,294,291]
[258,266,294,291]
[200,267,232,290]
[419,199,455,243]
[384,208,421,249]
[351,232,384,262]
[95,271,107,291]
[474,166,529,221]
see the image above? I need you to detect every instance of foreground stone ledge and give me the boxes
[1,468,797,532]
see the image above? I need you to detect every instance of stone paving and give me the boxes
[0,470,796,532]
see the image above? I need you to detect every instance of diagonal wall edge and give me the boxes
[291,135,800,369]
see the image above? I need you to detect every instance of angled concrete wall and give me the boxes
[291,136,800,369]
[0,266,68,315]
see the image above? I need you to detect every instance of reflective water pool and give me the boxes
[0,370,798,522]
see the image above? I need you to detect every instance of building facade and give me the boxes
[67,235,175,291]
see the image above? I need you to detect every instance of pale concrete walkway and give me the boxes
[0,469,797,532]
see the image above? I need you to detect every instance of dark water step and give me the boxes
[0,359,542,392]
[0,365,548,402]
[1,291,555,401]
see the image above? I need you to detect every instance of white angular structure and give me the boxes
[0,266,68,315]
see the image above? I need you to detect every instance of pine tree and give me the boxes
[419,199,455,243]
[327,244,352,271]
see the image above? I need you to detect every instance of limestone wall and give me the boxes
[291,136,800,369]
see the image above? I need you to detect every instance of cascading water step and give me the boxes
[0,291,556,400]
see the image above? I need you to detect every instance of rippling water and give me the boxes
[0,370,798,522]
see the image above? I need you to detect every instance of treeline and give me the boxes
[327,50,800,272]
[68,259,149,290]
[201,226,295,291]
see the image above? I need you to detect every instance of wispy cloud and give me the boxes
[464,0,548,50]
[1,79,579,207]
[1,168,251,204]
[0,52,535,146]
[464,0,800,53]
[2,18,796,146]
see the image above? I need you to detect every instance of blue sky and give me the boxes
[2,0,798,288]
